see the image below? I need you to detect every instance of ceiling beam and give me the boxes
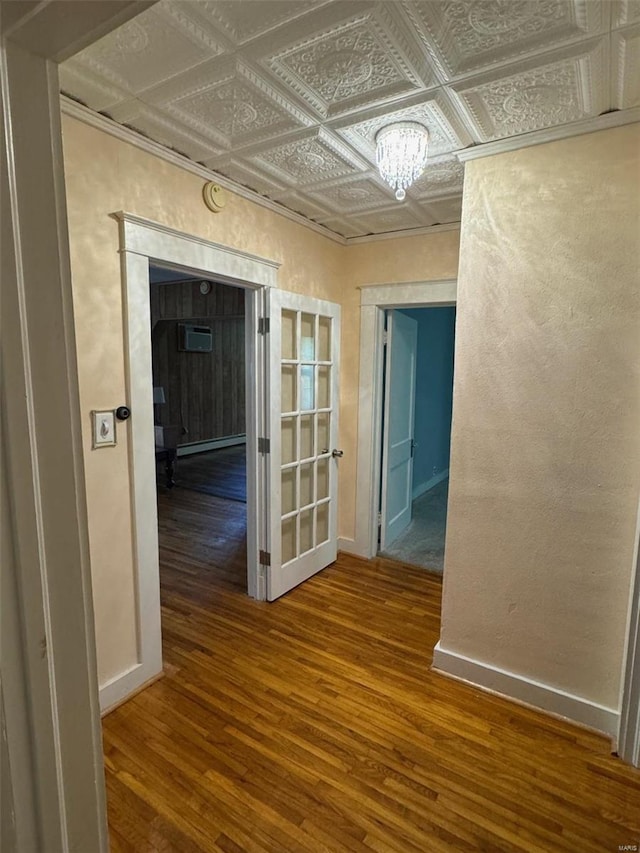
[2,0,156,62]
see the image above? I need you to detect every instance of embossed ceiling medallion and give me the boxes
[375,122,429,201]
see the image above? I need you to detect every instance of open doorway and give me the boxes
[354,279,457,561]
[149,265,247,591]
[378,306,456,573]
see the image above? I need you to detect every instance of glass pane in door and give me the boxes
[282,310,297,360]
[318,316,331,362]
[317,502,329,545]
[301,313,315,360]
[317,367,330,409]
[273,294,338,595]
[300,415,314,459]
[300,508,313,554]
[282,365,297,412]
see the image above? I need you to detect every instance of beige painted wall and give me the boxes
[341,231,460,540]
[63,116,340,685]
[441,124,640,710]
[62,116,457,686]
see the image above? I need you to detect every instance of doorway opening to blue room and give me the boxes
[378,306,456,574]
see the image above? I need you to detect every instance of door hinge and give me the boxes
[258,437,270,454]
[259,549,271,567]
[382,330,388,346]
[258,317,270,335]
[377,511,382,526]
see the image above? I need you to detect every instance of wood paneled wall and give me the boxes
[150,280,245,445]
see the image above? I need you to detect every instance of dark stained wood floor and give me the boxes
[170,445,247,503]
[103,487,640,852]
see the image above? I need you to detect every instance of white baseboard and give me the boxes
[99,660,163,715]
[432,641,620,738]
[177,434,246,457]
[338,536,369,558]
[413,468,449,501]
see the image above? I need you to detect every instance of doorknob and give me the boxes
[332,449,344,458]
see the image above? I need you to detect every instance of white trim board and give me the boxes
[97,663,149,716]
[62,97,345,246]
[413,469,449,501]
[338,536,359,556]
[61,98,460,246]
[618,497,640,766]
[61,98,638,245]
[457,109,640,162]
[347,223,460,245]
[102,213,276,711]
[354,280,457,559]
[433,642,620,739]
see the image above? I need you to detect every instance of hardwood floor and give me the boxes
[103,489,640,852]
[168,445,247,503]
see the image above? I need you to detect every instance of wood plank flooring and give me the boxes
[170,445,247,503]
[103,487,640,852]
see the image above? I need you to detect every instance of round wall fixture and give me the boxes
[202,182,227,213]
[199,281,211,295]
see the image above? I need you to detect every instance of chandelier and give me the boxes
[375,122,429,201]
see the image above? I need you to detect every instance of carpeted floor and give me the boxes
[380,477,449,573]
[158,444,247,503]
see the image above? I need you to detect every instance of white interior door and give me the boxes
[266,290,341,601]
[381,310,417,550]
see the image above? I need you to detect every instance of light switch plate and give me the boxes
[91,410,116,448]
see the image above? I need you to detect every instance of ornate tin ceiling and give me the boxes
[60,1,640,238]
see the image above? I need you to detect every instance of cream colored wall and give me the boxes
[441,124,640,710]
[340,231,460,541]
[62,115,458,687]
[62,116,344,686]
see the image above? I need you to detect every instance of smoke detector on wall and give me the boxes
[202,182,227,213]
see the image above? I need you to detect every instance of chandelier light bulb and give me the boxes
[375,121,429,202]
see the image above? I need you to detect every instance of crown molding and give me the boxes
[345,222,460,245]
[457,108,640,162]
[60,96,466,248]
[60,96,347,245]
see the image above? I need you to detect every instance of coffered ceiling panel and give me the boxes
[613,25,640,107]
[59,61,130,112]
[612,1,640,28]
[355,200,436,233]
[409,156,465,199]
[333,93,472,159]
[60,0,640,239]
[263,4,431,119]
[144,56,314,147]
[305,175,394,213]
[421,195,464,224]
[450,39,609,140]
[74,3,227,94]
[108,100,224,160]
[191,1,325,45]
[249,128,367,186]
[402,0,608,79]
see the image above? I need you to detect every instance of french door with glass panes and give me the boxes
[266,290,341,601]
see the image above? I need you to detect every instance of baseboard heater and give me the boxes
[176,435,246,457]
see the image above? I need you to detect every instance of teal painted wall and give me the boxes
[399,307,456,496]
